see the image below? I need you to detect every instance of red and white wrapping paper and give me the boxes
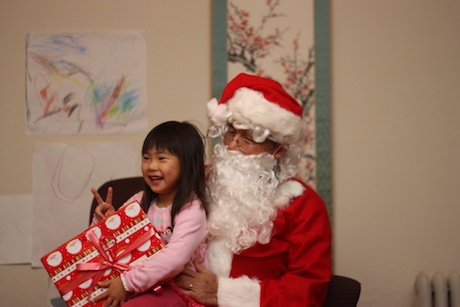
[41,201,164,307]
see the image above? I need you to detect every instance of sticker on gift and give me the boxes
[117,252,132,264]
[66,239,83,254]
[136,238,152,252]
[62,291,73,301]
[125,202,141,217]
[105,214,121,230]
[79,278,93,289]
[86,226,102,240]
[46,251,63,267]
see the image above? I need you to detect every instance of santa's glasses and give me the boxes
[222,124,276,151]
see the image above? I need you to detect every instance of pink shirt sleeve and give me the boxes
[123,198,208,293]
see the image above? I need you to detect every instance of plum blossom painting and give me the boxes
[26,31,148,135]
[212,0,332,211]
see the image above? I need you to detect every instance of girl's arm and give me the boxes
[123,199,207,293]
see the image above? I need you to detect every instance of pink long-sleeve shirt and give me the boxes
[93,191,208,293]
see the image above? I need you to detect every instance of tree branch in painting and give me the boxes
[277,35,315,119]
[227,0,287,72]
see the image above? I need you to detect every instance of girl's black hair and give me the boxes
[140,121,207,224]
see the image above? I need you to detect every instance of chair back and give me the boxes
[323,275,361,307]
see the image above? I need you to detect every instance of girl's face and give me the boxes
[142,147,181,206]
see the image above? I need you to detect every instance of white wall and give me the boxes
[330,1,460,306]
[0,1,211,306]
[1,1,459,306]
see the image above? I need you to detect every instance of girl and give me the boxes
[91,121,208,307]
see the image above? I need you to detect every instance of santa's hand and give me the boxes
[175,261,218,306]
[91,187,115,220]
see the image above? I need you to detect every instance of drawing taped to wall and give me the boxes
[31,143,138,267]
[25,31,148,135]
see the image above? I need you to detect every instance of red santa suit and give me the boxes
[208,179,332,307]
[206,73,332,306]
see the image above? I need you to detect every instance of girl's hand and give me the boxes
[92,277,128,307]
[174,261,218,306]
[91,187,116,221]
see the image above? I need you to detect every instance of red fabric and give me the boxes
[219,73,302,117]
[122,286,186,307]
[230,180,332,307]
[170,281,206,307]
[122,282,205,307]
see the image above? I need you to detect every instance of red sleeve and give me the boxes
[259,184,332,306]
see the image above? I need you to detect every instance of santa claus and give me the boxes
[176,73,331,307]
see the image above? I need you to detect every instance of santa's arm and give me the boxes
[259,187,332,306]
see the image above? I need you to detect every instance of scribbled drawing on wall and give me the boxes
[25,31,148,135]
[31,143,138,267]
[51,145,95,203]
[227,0,317,188]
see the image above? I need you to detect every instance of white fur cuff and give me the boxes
[217,275,260,307]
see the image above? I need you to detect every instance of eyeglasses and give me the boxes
[222,125,276,152]
[223,127,256,146]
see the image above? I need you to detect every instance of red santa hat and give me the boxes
[207,73,305,144]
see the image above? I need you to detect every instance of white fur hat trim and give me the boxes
[207,88,305,144]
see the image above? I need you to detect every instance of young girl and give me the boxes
[91,121,208,307]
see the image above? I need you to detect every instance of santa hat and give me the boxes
[207,73,305,144]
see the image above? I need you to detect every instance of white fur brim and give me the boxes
[217,275,261,307]
[207,88,305,144]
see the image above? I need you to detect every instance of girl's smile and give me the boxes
[149,176,163,183]
[142,148,181,207]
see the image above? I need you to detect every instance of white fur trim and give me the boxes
[207,98,230,124]
[208,238,233,277]
[207,88,304,143]
[228,88,303,141]
[217,275,260,307]
[274,180,305,209]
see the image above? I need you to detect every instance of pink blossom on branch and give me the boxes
[227,0,287,72]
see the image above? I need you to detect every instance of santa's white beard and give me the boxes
[207,144,281,255]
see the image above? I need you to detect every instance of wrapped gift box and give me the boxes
[41,201,164,307]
